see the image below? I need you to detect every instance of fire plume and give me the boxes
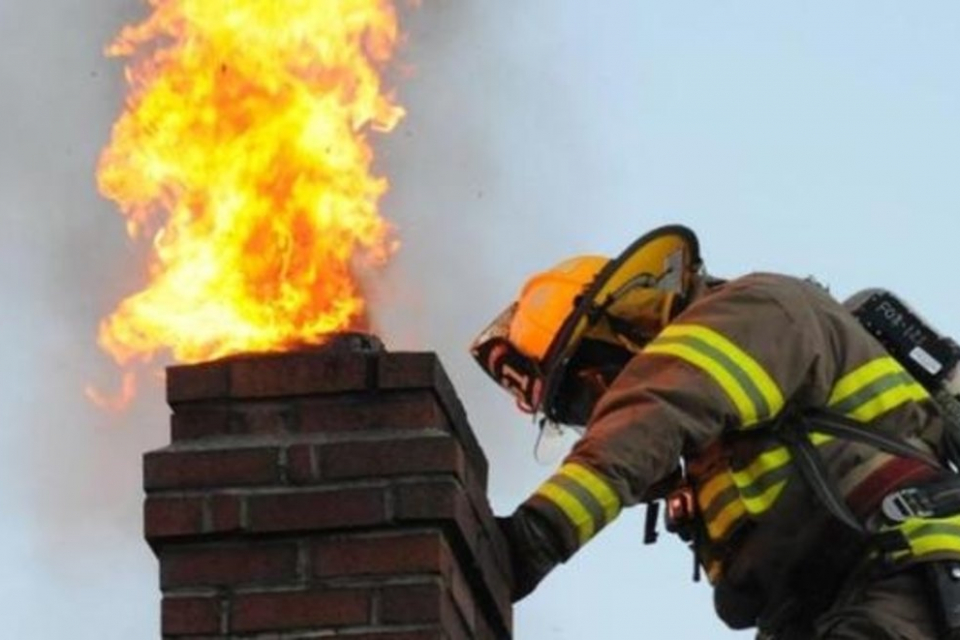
[96,0,405,369]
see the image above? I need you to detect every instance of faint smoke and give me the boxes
[0,1,560,637]
[0,0,186,636]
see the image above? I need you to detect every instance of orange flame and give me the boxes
[96,0,405,369]
[84,372,137,412]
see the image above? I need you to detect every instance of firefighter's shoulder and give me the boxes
[701,271,837,321]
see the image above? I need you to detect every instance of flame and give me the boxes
[96,0,405,370]
[85,372,137,412]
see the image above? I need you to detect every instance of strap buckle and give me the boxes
[881,487,935,522]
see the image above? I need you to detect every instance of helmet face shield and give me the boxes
[470,303,544,413]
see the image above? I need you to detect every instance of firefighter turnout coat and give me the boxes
[521,272,958,630]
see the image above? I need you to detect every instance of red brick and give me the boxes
[286,444,317,484]
[162,596,221,636]
[313,532,447,578]
[380,582,469,639]
[378,354,488,487]
[394,481,469,528]
[231,401,295,436]
[167,361,230,404]
[444,595,473,640]
[169,401,296,440]
[151,350,514,640]
[208,494,244,533]
[297,390,447,433]
[144,447,280,490]
[475,531,513,630]
[459,478,512,595]
[229,351,371,399]
[230,589,369,632]
[381,582,444,624]
[456,510,512,634]
[145,496,204,541]
[465,467,495,524]
[376,354,468,435]
[170,406,230,441]
[447,556,478,635]
[377,353,446,390]
[320,437,465,481]
[248,488,386,533]
[393,482,493,598]
[161,543,299,589]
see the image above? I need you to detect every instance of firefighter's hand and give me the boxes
[496,509,566,602]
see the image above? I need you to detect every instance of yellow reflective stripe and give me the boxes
[706,498,747,540]
[731,449,787,515]
[732,447,791,486]
[534,482,596,545]
[533,463,622,547]
[730,436,831,488]
[560,463,621,523]
[698,471,734,508]
[741,479,788,514]
[644,341,756,422]
[810,432,834,446]
[847,383,929,422]
[895,515,960,560]
[910,534,960,557]
[828,357,929,422]
[697,470,745,540]
[668,325,784,417]
[730,434,833,515]
[829,357,903,406]
[648,324,783,427]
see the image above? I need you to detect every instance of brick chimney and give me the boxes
[143,335,513,639]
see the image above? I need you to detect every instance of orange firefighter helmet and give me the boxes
[471,224,702,425]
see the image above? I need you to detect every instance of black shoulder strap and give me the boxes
[800,409,942,469]
[773,409,937,551]
[776,415,866,535]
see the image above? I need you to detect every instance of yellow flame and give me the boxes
[96,0,404,369]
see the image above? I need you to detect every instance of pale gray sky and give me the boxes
[2,1,960,638]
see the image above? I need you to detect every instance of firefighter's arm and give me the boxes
[501,274,834,599]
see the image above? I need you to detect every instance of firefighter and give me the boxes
[471,225,960,639]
